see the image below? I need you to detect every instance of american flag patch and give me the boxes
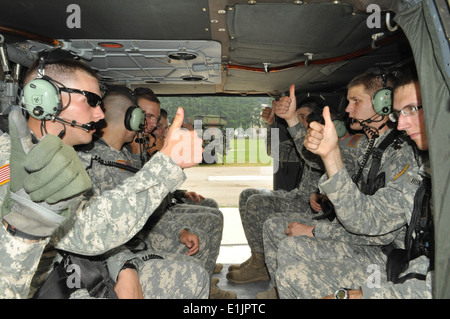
[0,164,10,186]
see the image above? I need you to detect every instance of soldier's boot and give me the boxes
[226,252,269,284]
[255,287,279,299]
[227,253,253,272]
[209,277,237,299]
[213,263,223,274]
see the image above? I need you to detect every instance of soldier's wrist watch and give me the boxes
[334,288,349,299]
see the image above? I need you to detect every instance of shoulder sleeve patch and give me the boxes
[347,134,363,148]
[0,164,10,186]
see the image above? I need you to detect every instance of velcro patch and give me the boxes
[347,134,363,148]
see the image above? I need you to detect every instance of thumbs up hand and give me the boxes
[304,106,343,177]
[160,107,203,169]
[261,100,276,125]
[4,109,91,238]
[275,84,299,127]
[304,106,338,157]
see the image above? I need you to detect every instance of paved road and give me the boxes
[182,165,274,207]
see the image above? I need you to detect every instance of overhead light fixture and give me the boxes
[167,51,198,60]
[98,42,123,48]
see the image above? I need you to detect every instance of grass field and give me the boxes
[202,137,273,167]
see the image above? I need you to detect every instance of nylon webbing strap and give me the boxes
[34,253,118,299]
[363,129,399,195]
[69,254,118,299]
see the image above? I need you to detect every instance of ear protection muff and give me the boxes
[124,106,145,131]
[372,71,393,116]
[333,119,347,138]
[22,76,63,120]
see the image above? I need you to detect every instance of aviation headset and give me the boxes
[22,75,64,120]
[103,86,146,132]
[333,118,347,138]
[124,105,145,131]
[21,49,101,135]
[371,68,394,116]
[300,95,347,138]
[21,49,75,120]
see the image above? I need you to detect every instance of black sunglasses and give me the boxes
[60,87,103,107]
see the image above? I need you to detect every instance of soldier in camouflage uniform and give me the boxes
[273,69,427,299]
[252,86,361,298]
[81,87,233,298]
[276,64,433,299]
[225,97,325,289]
[131,86,232,297]
[261,131,366,296]
[263,100,303,192]
[0,58,207,298]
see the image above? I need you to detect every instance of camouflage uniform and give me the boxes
[239,163,323,256]
[83,137,223,278]
[261,125,365,286]
[265,118,304,191]
[236,116,324,258]
[273,129,423,298]
[260,130,368,286]
[137,204,222,277]
[0,129,211,298]
[178,196,219,209]
[0,132,50,298]
[239,123,364,259]
[360,154,432,299]
[265,119,303,163]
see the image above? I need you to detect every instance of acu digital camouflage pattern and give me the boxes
[104,245,210,299]
[238,163,322,256]
[237,121,361,258]
[270,128,425,298]
[0,128,203,298]
[0,132,50,298]
[83,136,223,277]
[137,203,223,277]
[357,154,433,299]
[275,226,431,298]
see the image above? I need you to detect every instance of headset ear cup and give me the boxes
[22,78,62,120]
[333,119,347,138]
[372,88,393,116]
[124,106,145,131]
[124,106,133,131]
